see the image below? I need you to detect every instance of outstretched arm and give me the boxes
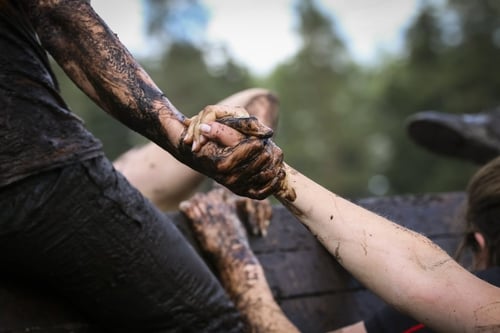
[180,187,299,333]
[193,108,500,331]
[274,163,500,332]
[21,0,184,151]
[114,88,280,211]
[20,0,284,199]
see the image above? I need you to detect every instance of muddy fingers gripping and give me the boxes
[184,105,274,152]
[179,104,285,200]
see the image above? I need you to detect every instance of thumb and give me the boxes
[200,122,246,147]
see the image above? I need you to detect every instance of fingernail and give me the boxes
[200,123,211,133]
[191,141,198,152]
[179,201,190,211]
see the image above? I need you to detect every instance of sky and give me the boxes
[92,0,421,75]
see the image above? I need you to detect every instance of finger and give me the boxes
[183,115,199,145]
[244,167,281,192]
[180,199,199,217]
[217,116,274,139]
[257,199,272,223]
[213,139,264,173]
[188,105,254,151]
[246,199,271,236]
[210,140,281,193]
[235,199,257,235]
[181,192,210,217]
[210,104,249,119]
[199,122,246,148]
[193,105,242,149]
[193,111,212,151]
[218,138,279,176]
[256,200,272,236]
[248,175,282,199]
[246,163,287,199]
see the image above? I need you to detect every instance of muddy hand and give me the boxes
[184,105,274,152]
[181,105,285,200]
[213,183,272,237]
[235,196,272,237]
[179,188,250,258]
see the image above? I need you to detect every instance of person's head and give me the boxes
[458,156,500,270]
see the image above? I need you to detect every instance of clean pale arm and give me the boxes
[275,163,500,332]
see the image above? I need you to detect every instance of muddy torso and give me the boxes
[0,0,102,187]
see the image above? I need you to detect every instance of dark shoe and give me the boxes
[406,108,500,164]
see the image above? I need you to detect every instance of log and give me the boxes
[0,192,466,333]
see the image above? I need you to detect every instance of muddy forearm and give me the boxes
[215,252,299,333]
[181,189,298,332]
[24,0,185,154]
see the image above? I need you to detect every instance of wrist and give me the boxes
[158,106,188,150]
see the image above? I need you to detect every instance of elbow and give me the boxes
[24,0,94,39]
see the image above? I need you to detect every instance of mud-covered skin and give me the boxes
[184,105,274,149]
[234,193,272,237]
[180,188,299,333]
[179,133,285,200]
[210,183,273,237]
[19,0,180,146]
[183,105,286,199]
[19,0,283,199]
[180,188,253,262]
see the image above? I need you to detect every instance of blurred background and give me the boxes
[53,0,500,198]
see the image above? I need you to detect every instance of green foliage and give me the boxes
[145,43,252,117]
[370,0,500,194]
[144,0,209,46]
[265,0,387,197]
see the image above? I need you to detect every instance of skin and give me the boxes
[114,88,280,213]
[180,188,299,333]
[277,166,500,332]
[326,232,493,333]
[180,182,498,333]
[189,107,500,333]
[20,0,284,200]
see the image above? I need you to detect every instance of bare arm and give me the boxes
[192,107,500,330]
[274,163,500,332]
[187,102,500,330]
[22,0,184,151]
[180,188,299,333]
[21,0,284,199]
[114,88,280,211]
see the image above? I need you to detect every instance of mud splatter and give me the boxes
[334,242,343,263]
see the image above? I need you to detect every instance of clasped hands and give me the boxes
[181,105,285,200]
